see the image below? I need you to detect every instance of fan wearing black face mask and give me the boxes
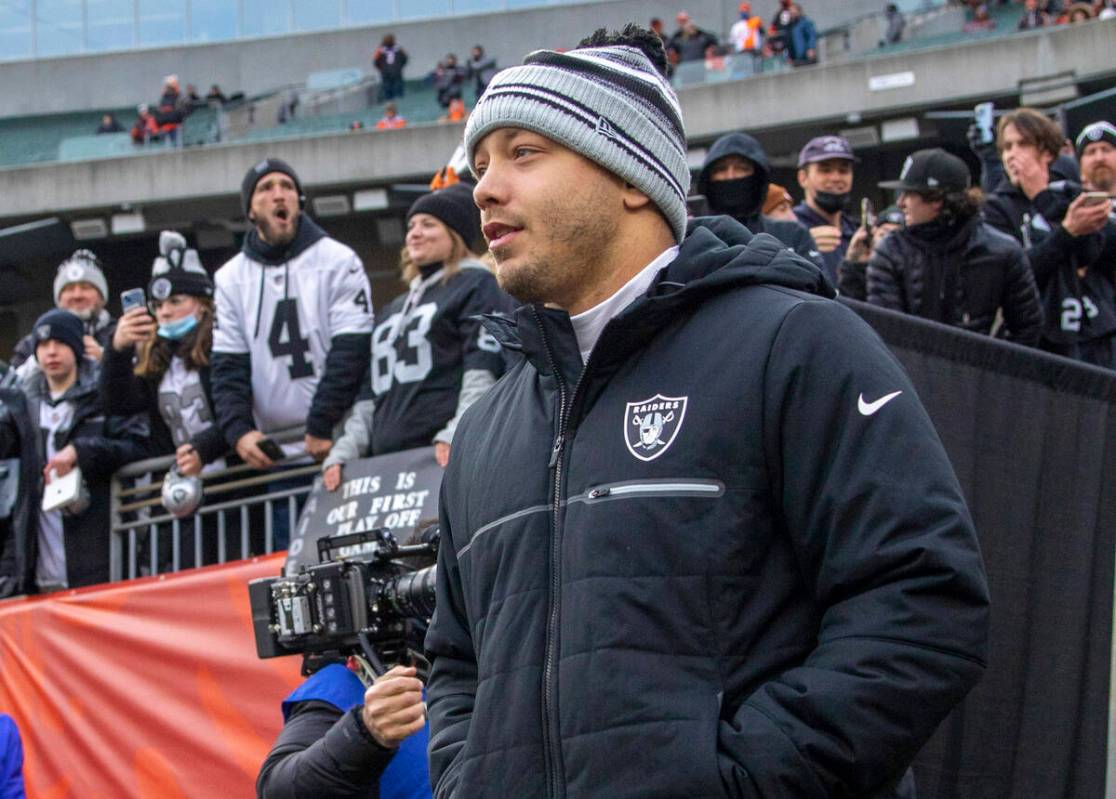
[793,135,862,284]
[698,133,823,271]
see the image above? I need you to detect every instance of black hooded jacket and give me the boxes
[426,217,990,798]
[983,174,1116,365]
[867,215,1043,346]
[697,133,821,268]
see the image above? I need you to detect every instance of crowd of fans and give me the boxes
[2,103,1112,598]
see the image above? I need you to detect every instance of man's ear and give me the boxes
[621,182,654,211]
[796,168,808,191]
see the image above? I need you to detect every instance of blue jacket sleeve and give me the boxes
[715,298,990,797]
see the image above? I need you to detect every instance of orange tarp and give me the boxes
[0,555,302,798]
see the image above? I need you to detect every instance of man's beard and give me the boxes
[493,188,619,310]
[1085,164,1115,193]
[67,307,95,322]
[258,213,298,247]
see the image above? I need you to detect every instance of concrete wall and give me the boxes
[0,0,886,119]
[2,19,1113,223]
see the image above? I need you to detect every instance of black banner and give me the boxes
[846,299,1116,799]
[284,447,442,575]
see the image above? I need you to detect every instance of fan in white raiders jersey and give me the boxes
[101,231,229,477]
[322,183,514,489]
[210,158,374,471]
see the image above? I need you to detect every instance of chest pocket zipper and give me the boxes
[577,479,724,503]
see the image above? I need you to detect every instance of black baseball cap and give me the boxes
[879,148,971,193]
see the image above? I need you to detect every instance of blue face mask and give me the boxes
[157,313,199,340]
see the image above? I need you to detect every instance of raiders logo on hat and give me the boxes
[151,277,173,300]
[65,263,85,282]
[1089,127,1104,141]
[36,324,51,341]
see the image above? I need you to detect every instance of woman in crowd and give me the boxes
[322,183,513,489]
[100,231,230,564]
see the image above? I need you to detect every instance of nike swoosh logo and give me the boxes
[858,390,902,416]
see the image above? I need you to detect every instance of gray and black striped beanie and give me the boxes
[463,44,691,243]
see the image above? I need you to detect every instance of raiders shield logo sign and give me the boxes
[624,394,688,462]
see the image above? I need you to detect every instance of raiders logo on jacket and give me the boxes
[369,261,514,455]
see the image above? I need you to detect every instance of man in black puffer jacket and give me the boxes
[982,108,1116,366]
[426,27,989,799]
[867,148,1042,345]
[697,131,821,267]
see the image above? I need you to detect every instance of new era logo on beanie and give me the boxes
[463,39,691,243]
[32,309,84,363]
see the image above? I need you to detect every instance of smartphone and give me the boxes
[1081,191,1112,206]
[120,287,146,314]
[974,101,995,145]
[257,437,285,462]
[861,198,875,233]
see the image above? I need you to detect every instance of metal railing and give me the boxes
[108,427,314,582]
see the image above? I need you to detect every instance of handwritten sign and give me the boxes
[284,447,442,575]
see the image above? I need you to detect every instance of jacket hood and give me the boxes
[485,215,833,355]
[697,132,771,196]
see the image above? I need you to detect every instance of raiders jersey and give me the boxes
[157,358,225,472]
[370,262,513,455]
[212,237,374,433]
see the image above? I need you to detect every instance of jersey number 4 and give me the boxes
[269,299,314,379]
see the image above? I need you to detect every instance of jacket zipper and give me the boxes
[533,307,569,799]
[535,306,604,799]
[581,480,724,501]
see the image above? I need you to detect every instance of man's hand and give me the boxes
[323,463,342,492]
[83,335,104,362]
[235,430,275,470]
[1011,157,1050,200]
[361,665,425,749]
[809,225,842,253]
[304,434,332,462]
[44,444,78,481]
[111,308,156,352]
[1062,193,1111,237]
[435,442,451,468]
[176,444,203,477]
[845,225,873,263]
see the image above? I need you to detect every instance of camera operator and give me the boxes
[257,659,430,799]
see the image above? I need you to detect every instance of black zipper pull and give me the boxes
[548,434,565,468]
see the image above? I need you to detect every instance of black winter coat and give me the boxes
[100,343,228,464]
[983,178,1116,364]
[0,361,148,589]
[866,217,1043,346]
[426,217,990,798]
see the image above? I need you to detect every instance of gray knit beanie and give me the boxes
[463,44,691,243]
[54,249,108,306]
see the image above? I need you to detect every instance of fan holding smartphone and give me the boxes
[102,231,228,478]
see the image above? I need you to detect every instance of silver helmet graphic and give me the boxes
[161,466,203,518]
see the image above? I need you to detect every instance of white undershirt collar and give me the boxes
[570,245,679,363]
